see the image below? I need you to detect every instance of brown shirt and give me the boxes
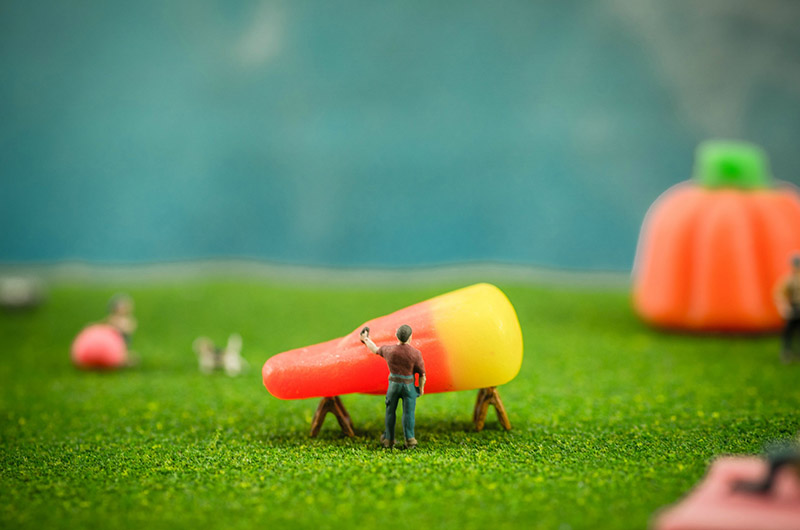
[377,344,425,377]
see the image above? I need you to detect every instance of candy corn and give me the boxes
[263,283,523,399]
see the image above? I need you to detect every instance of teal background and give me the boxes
[2,1,799,270]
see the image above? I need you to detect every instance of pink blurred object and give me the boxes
[71,324,128,369]
[654,457,800,530]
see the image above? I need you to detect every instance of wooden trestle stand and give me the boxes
[308,387,511,437]
[309,396,354,438]
[473,386,511,431]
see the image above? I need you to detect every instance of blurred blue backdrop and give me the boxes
[2,1,799,270]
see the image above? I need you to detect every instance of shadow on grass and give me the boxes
[257,415,514,448]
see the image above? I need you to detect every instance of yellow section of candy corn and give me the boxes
[430,283,523,390]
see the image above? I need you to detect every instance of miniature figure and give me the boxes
[106,294,137,348]
[192,333,246,376]
[71,294,138,370]
[360,324,426,449]
[775,254,800,363]
[653,454,800,530]
[733,442,800,494]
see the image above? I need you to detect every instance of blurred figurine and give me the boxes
[734,442,800,494]
[775,254,800,363]
[192,333,246,376]
[72,294,137,370]
[360,325,426,449]
[653,449,800,530]
[106,294,137,348]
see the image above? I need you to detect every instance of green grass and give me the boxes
[1,280,798,530]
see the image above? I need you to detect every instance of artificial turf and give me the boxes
[1,279,798,530]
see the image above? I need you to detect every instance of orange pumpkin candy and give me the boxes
[633,141,800,331]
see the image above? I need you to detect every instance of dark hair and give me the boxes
[396,325,412,343]
[108,293,132,313]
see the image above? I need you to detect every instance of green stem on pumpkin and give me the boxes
[694,140,772,190]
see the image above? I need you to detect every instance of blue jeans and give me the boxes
[384,381,418,441]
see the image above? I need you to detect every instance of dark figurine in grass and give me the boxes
[775,254,800,363]
[360,324,426,449]
[106,293,140,365]
[733,442,800,494]
[106,294,137,348]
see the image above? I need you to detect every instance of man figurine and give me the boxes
[106,294,137,348]
[775,254,800,363]
[360,324,426,449]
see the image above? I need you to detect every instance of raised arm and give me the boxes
[359,327,379,354]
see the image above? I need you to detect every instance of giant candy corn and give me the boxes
[71,324,129,369]
[263,283,523,399]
